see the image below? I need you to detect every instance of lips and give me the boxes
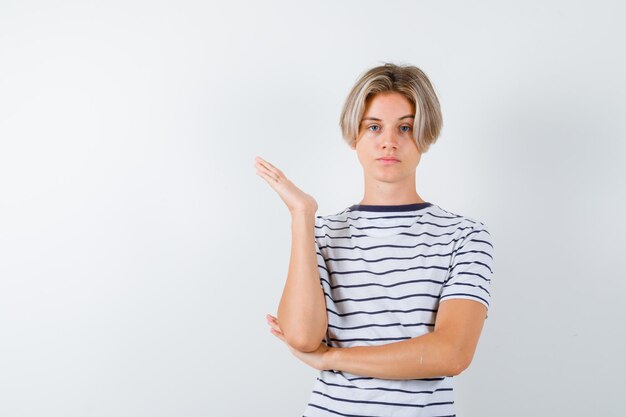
[378,157,400,165]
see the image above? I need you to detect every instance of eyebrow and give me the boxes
[361,114,415,123]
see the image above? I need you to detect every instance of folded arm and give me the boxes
[327,299,487,378]
[269,299,487,379]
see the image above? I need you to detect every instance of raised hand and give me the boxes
[254,156,318,215]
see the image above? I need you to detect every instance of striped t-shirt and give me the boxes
[302,201,494,417]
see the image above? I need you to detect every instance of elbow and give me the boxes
[448,352,473,376]
[278,313,327,353]
[442,338,473,376]
[435,330,478,377]
[279,321,326,353]
[285,333,324,353]
[449,360,468,377]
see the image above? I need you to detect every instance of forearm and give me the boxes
[277,211,327,352]
[325,331,466,380]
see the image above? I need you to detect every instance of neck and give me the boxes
[359,175,424,206]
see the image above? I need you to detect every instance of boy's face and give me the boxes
[351,92,422,184]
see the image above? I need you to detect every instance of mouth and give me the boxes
[378,157,400,164]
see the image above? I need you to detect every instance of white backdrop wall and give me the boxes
[1,1,624,416]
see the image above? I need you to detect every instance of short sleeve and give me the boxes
[440,223,494,315]
[314,216,331,292]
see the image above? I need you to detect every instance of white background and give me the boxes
[1,1,625,416]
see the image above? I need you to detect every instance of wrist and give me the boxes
[323,346,342,371]
[290,211,317,229]
[290,208,317,218]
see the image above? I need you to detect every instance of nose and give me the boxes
[381,129,400,149]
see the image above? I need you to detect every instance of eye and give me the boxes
[367,125,380,132]
[400,125,413,133]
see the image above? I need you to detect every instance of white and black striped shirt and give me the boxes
[302,202,495,417]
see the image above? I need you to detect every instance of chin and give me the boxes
[372,174,403,183]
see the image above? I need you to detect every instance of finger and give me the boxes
[266,162,284,177]
[266,320,281,332]
[265,313,279,324]
[256,167,283,186]
[254,158,276,174]
[256,166,278,181]
[256,169,280,186]
[270,328,287,343]
[255,162,281,182]
[269,326,284,336]
[266,318,283,333]
[255,159,285,180]
[256,157,280,173]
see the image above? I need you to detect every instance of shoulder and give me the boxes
[314,207,352,251]
[428,204,492,243]
[315,207,352,228]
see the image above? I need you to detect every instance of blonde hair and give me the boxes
[339,62,443,153]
